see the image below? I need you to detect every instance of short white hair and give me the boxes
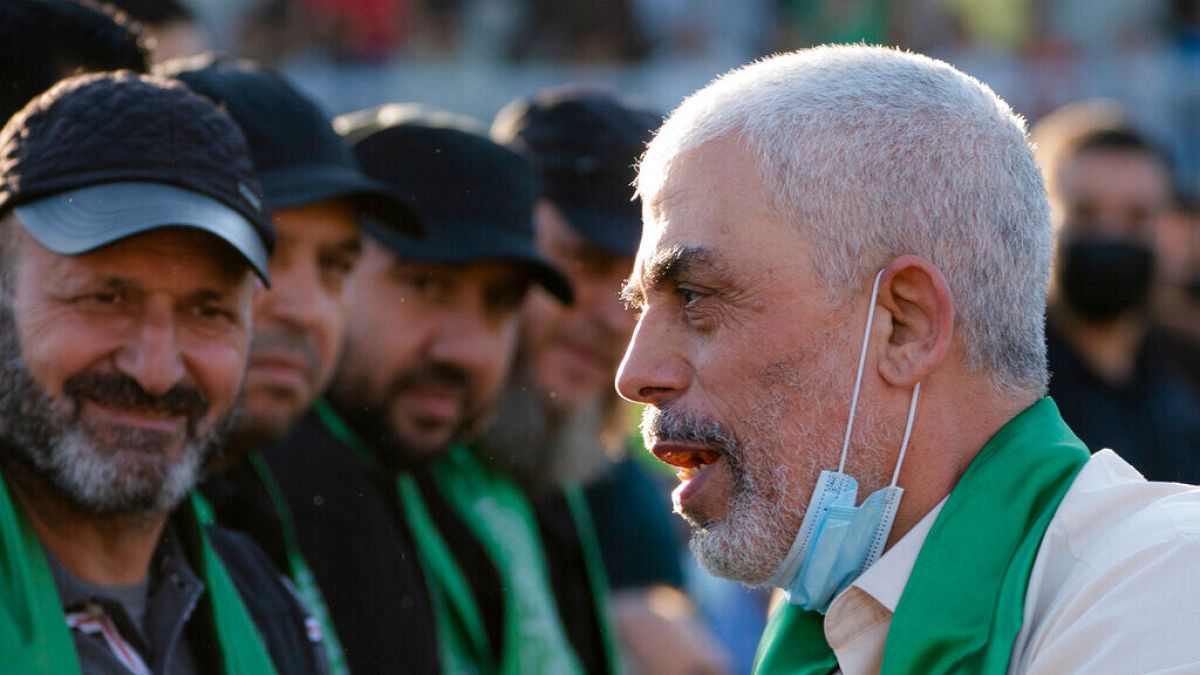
[638,45,1051,395]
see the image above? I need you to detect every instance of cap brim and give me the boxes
[261,164,423,237]
[556,205,642,258]
[13,182,271,283]
[362,218,573,304]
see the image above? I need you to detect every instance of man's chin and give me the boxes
[687,512,792,586]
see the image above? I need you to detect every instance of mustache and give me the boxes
[388,363,473,398]
[251,329,320,373]
[641,405,739,452]
[63,371,209,430]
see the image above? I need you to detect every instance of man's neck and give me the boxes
[1,456,168,586]
[886,381,1039,550]
[1053,304,1146,385]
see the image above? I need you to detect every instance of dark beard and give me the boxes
[474,372,619,493]
[0,299,232,515]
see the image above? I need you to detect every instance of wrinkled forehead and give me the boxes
[632,136,781,280]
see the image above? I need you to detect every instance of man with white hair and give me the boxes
[617,45,1200,674]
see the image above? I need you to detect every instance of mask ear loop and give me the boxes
[838,269,886,473]
[889,382,921,487]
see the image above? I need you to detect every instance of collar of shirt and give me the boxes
[822,497,947,675]
[49,521,205,673]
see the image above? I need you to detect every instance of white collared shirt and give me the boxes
[820,449,1200,674]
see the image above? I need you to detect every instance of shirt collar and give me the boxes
[849,497,947,612]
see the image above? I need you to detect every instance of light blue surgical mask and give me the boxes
[764,269,921,614]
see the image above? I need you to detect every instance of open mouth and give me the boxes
[650,443,723,481]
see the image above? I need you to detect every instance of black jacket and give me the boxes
[261,411,442,675]
[208,524,329,675]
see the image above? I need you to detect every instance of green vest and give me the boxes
[753,398,1089,674]
[0,471,280,674]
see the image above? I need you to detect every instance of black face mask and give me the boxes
[1057,238,1156,322]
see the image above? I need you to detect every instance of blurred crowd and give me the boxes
[1,1,1199,674]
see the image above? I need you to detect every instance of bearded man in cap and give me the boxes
[486,88,731,675]
[164,55,421,675]
[618,45,1200,674]
[260,105,612,674]
[0,72,325,674]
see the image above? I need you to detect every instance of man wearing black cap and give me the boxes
[259,105,610,674]
[164,55,421,675]
[0,72,324,674]
[487,88,732,675]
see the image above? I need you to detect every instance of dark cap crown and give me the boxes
[491,89,660,256]
[165,56,352,185]
[336,104,573,303]
[0,70,273,251]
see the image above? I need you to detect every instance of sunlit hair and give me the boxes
[637,45,1051,395]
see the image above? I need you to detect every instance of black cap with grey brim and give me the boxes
[12,182,271,280]
[165,55,422,238]
[337,104,573,304]
[0,71,274,282]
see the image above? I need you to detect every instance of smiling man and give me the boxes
[617,46,1200,674]
[0,72,324,674]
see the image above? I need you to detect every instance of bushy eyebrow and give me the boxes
[620,245,719,308]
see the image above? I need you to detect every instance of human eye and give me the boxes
[188,301,236,323]
[319,251,357,288]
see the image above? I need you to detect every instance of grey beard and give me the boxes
[475,378,615,493]
[0,300,230,515]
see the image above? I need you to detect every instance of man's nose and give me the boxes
[116,299,186,396]
[427,306,508,375]
[615,309,687,405]
[263,259,329,330]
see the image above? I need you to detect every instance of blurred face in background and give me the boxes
[520,200,636,414]
[232,199,361,453]
[1052,148,1172,323]
[330,236,531,463]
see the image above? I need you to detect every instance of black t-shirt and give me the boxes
[1047,320,1200,483]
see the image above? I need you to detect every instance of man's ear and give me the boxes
[875,255,953,388]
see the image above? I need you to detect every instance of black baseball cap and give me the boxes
[163,55,421,237]
[0,71,273,282]
[491,88,660,258]
[336,104,573,304]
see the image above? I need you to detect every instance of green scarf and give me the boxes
[314,400,617,675]
[753,397,1089,675]
[247,452,350,675]
[0,469,279,674]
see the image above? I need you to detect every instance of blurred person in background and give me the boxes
[260,105,614,674]
[486,88,731,675]
[1152,195,1200,388]
[1032,101,1200,483]
[0,0,148,122]
[165,55,421,675]
[103,0,207,61]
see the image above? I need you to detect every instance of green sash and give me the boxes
[428,445,588,675]
[0,468,279,674]
[247,452,350,675]
[753,398,1089,674]
[314,399,617,675]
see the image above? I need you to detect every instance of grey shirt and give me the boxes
[49,524,205,675]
